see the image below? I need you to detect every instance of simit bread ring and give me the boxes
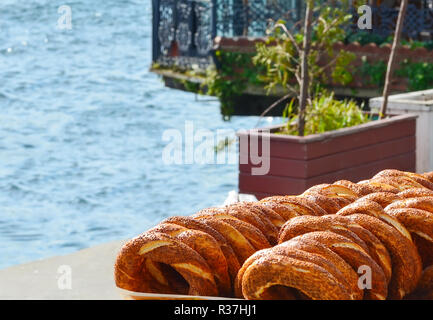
[339,214,422,299]
[234,245,360,299]
[418,265,433,293]
[244,202,286,229]
[385,197,433,214]
[190,214,268,263]
[423,171,433,183]
[373,169,433,190]
[299,193,341,214]
[355,180,401,195]
[412,235,433,268]
[259,201,301,220]
[336,199,412,241]
[237,240,363,300]
[288,231,388,300]
[320,215,393,284]
[147,223,231,297]
[278,215,392,284]
[161,216,240,286]
[196,205,277,245]
[260,196,327,216]
[276,237,364,299]
[190,217,256,264]
[228,202,280,244]
[358,192,401,208]
[192,211,271,251]
[384,208,433,269]
[278,215,369,254]
[369,176,426,191]
[398,188,433,199]
[239,250,353,300]
[303,184,359,206]
[114,232,218,296]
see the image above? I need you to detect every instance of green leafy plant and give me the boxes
[345,31,389,46]
[203,51,264,119]
[396,60,433,91]
[252,0,359,136]
[359,57,387,88]
[280,91,370,136]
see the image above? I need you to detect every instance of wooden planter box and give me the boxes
[237,114,417,200]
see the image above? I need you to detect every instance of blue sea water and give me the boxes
[0,0,277,269]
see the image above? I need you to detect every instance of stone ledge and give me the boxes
[0,240,126,300]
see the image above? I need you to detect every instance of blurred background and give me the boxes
[0,0,269,269]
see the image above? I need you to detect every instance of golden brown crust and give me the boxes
[336,199,384,218]
[303,184,359,206]
[229,202,280,245]
[337,199,413,241]
[260,196,325,216]
[370,176,426,191]
[355,180,401,195]
[234,241,362,300]
[114,232,218,296]
[272,244,363,299]
[278,215,369,254]
[246,202,286,229]
[161,216,240,286]
[374,170,433,190]
[418,266,433,292]
[359,192,401,208]
[413,234,433,268]
[300,193,341,214]
[321,215,392,284]
[147,223,231,297]
[191,217,257,265]
[259,201,301,220]
[240,255,353,300]
[385,197,433,214]
[280,237,363,299]
[114,169,433,300]
[290,231,388,300]
[398,188,433,199]
[384,208,433,268]
[340,214,422,299]
[423,171,433,183]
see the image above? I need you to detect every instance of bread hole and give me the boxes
[155,262,190,295]
[260,285,310,300]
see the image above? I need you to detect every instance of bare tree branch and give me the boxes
[380,0,408,118]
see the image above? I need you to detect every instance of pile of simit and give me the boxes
[114,169,433,300]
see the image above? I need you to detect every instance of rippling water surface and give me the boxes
[0,0,278,269]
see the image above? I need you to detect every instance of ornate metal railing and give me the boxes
[152,0,433,70]
[346,2,433,39]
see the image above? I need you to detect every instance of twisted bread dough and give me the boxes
[239,247,354,300]
[339,214,422,299]
[296,231,388,300]
[279,215,392,284]
[147,223,231,297]
[358,192,400,208]
[114,232,218,296]
[398,188,433,199]
[261,196,326,216]
[161,216,241,284]
[373,169,433,190]
[336,199,413,241]
[384,207,433,269]
[115,168,433,300]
